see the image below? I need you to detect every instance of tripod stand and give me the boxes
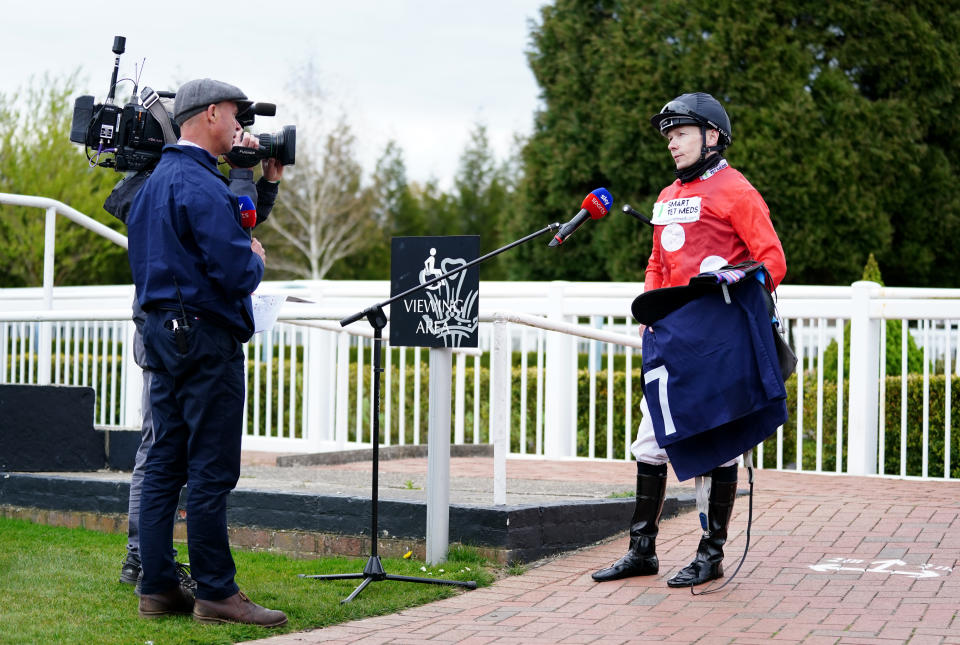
[301,223,560,604]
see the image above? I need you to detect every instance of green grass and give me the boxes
[0,517,494,645]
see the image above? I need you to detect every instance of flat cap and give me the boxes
[174,78,252,126]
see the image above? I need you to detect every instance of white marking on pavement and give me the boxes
[809,557,952,578]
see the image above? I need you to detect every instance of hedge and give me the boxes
[9,349,959,478]
[327,359,960,478]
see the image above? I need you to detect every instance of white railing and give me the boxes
[0,316,137,427]
[0,193,127,386]
[231,283,647,457]
[4,192,960,482]
[6,280,960,483]
[774,282,960,480]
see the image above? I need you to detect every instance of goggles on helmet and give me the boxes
[651,97,730,146]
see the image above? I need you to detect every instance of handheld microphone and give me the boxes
[548,187,614,247]
[622,204,654,227]
[238,195,257,230]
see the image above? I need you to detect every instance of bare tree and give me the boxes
[259,62,378,280]
[264,119,375,279]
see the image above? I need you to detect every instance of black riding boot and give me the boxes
[667,464,738,587]
[592,462,667,582]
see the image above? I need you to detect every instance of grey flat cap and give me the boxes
[174,78,252,125]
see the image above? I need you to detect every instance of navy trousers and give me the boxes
[138,311,245,601]
[127,324,176,561]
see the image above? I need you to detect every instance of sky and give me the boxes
[3,0,548,188]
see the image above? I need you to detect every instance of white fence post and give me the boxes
[847,280,881,475]
[454,352,466,445]
[426,347,453,564]
[544,282,576,457]
[305,327,327,449]
[121,320,142,427]
[38,206,56,385]
[492,317,509,505]
[335,330,350,447]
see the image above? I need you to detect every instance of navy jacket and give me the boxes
[127,145,264,341]
[639,276,787,480]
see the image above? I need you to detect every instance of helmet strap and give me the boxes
[675,150,725,184]
[698,125,728,160]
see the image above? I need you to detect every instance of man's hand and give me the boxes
[262,157,284,182]
[234,131,257,148]
[251,237,266,263]
[225,132,260,169]
[227,131,284,181]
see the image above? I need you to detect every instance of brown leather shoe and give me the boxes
[138,586,195,618]
[193,590,287,627]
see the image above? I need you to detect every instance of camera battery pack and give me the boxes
[69,96,95,144]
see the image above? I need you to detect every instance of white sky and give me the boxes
[2,0,547,188]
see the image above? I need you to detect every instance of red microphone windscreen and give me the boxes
[582,195,607,219]
[237,195,257,229]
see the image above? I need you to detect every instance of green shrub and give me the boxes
[761,372,960,478]
[822,253,926,381]
[246,355,305,438]
[879,374,960,478]
[821,320,925,381]
[12,339,958,479]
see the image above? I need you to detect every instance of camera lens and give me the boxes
[258,125,296,166]
[225,125,296,168]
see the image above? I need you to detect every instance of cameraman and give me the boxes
[126,78,286,627]
[118,129,283,594]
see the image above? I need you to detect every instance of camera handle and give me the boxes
[141,88,178,145]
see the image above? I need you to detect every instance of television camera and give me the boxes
[69,36,295,173]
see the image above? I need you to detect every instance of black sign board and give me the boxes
[389,236,480,348]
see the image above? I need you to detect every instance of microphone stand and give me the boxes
[301,222,561,604]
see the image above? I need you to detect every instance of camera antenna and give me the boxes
[105,36,126,105]
[132,57,146,104]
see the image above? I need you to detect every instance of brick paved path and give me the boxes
[247,469,960,645]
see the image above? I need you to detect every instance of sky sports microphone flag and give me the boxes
[238,194,257,229]
[548,187,613,247]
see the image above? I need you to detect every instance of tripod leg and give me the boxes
[299,320,478,602]
[384,574,477,589]
[341,576,374,604]
[298,573,364,580]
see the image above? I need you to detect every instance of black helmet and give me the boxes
[650,92,732,148]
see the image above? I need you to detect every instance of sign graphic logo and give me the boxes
[390,236,479,348]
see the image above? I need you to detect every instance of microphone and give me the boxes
[548,187,614,247]
[622,204,654,227]
[237,195,257,230]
